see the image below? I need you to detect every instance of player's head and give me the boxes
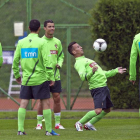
[68,41,84,57]
[29,19,40,32]
[44,19,55,37]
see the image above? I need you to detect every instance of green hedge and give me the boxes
[89,0,140,108]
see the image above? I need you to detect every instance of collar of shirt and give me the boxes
[28,33,39,37]
[75,55,85,60]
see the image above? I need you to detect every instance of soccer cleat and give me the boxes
[55,124,65,129]
[84,122,97,131]
[51,130,60,135]
[35,124,42,130]
[17,131,27,135]
[75,122,83,131]
[45,131,52,136]
[45,130,60,136]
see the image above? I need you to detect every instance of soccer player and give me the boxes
[12,19,59,136]
[36,19,65,130]
[68,41,126,131]
[0,42,3,68]
[129,33,140,85]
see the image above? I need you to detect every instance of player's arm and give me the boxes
[75,62,94,81]
[42,41,55,82]
[0,43,3,68]
[104,67,126,78]
[57,41,64,69]
[129,38,138,82]
[12,43,21,80]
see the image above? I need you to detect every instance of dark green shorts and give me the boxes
[90,86,113,109]
[20,81,50,99]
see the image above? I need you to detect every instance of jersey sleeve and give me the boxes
[0,43,3,68]
[41,41,55,81]
[12,43,21,79]
[57,41,64,68]
[129,38,138,81]
[74,62,93,81]
[103,68,118,78]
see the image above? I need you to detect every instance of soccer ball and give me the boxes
[93,38,107,52]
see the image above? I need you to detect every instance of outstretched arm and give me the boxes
[104,67,126,78]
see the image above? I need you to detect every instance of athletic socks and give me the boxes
[54,112,61,126]
[89,110,107,124]
[18,108,26,132]
[79,110,97,124]
[43,109,52,133]
[37,115,43,126]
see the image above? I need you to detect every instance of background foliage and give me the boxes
[89,0,140,108]
[0,0,140,109]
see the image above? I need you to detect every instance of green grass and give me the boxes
[0,119,139,140]
[0,111,139,140]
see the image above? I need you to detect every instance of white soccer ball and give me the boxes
[93,38,107,52]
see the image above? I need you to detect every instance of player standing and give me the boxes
[36,20,65,130]
[68,41,126,131]
[129,33,140,85]
[0,42,3,68]
[12,19,59,136]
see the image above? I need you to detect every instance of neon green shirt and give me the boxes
[12,33,54,86]
[74,56,118,90]
[129,33,140,81]
[0,43,3,68]
[42,35,64,81]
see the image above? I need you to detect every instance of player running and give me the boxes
[68,41,126,131]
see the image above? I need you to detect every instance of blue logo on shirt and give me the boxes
[139,42,140,50]
[21,48,38,58]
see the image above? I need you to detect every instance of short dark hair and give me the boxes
[44,19,54,27]
[68,41,77,55]
[29,19,40,32]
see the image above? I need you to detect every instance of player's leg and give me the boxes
[33,81,59,136]
[17,85,31,135]
[36,100,43,130]
[52,92,64,129]
[51,80,65,129]
[84,86,113,130]
[18,99,29,135]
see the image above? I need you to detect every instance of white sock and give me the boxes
[54,112,61,116]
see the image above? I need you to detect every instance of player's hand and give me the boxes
[49,81,55,86]
[92,66,98,73]
[56,64,60,69]
[118,67,127,74]
[129,80,135,85]
[16,77,21,84]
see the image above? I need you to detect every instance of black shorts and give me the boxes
[90,86,113,109]
[20,81,50,99]
[49,80,62,93]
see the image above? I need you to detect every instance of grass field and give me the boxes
[0,111,139,140]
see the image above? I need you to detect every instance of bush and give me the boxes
[89,0,140,108]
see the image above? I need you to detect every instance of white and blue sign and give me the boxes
[21,48,38,58]
[3,51,14,64]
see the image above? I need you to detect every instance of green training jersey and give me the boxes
[0,43,3,68]
[129,33,140,81]
[42,35,64,81]
[74,56,118,90]
[12,33,54,86]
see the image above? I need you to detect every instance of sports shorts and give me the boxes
[90,86,113,109]
[49,80,62,93]
[20,81,50,99]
